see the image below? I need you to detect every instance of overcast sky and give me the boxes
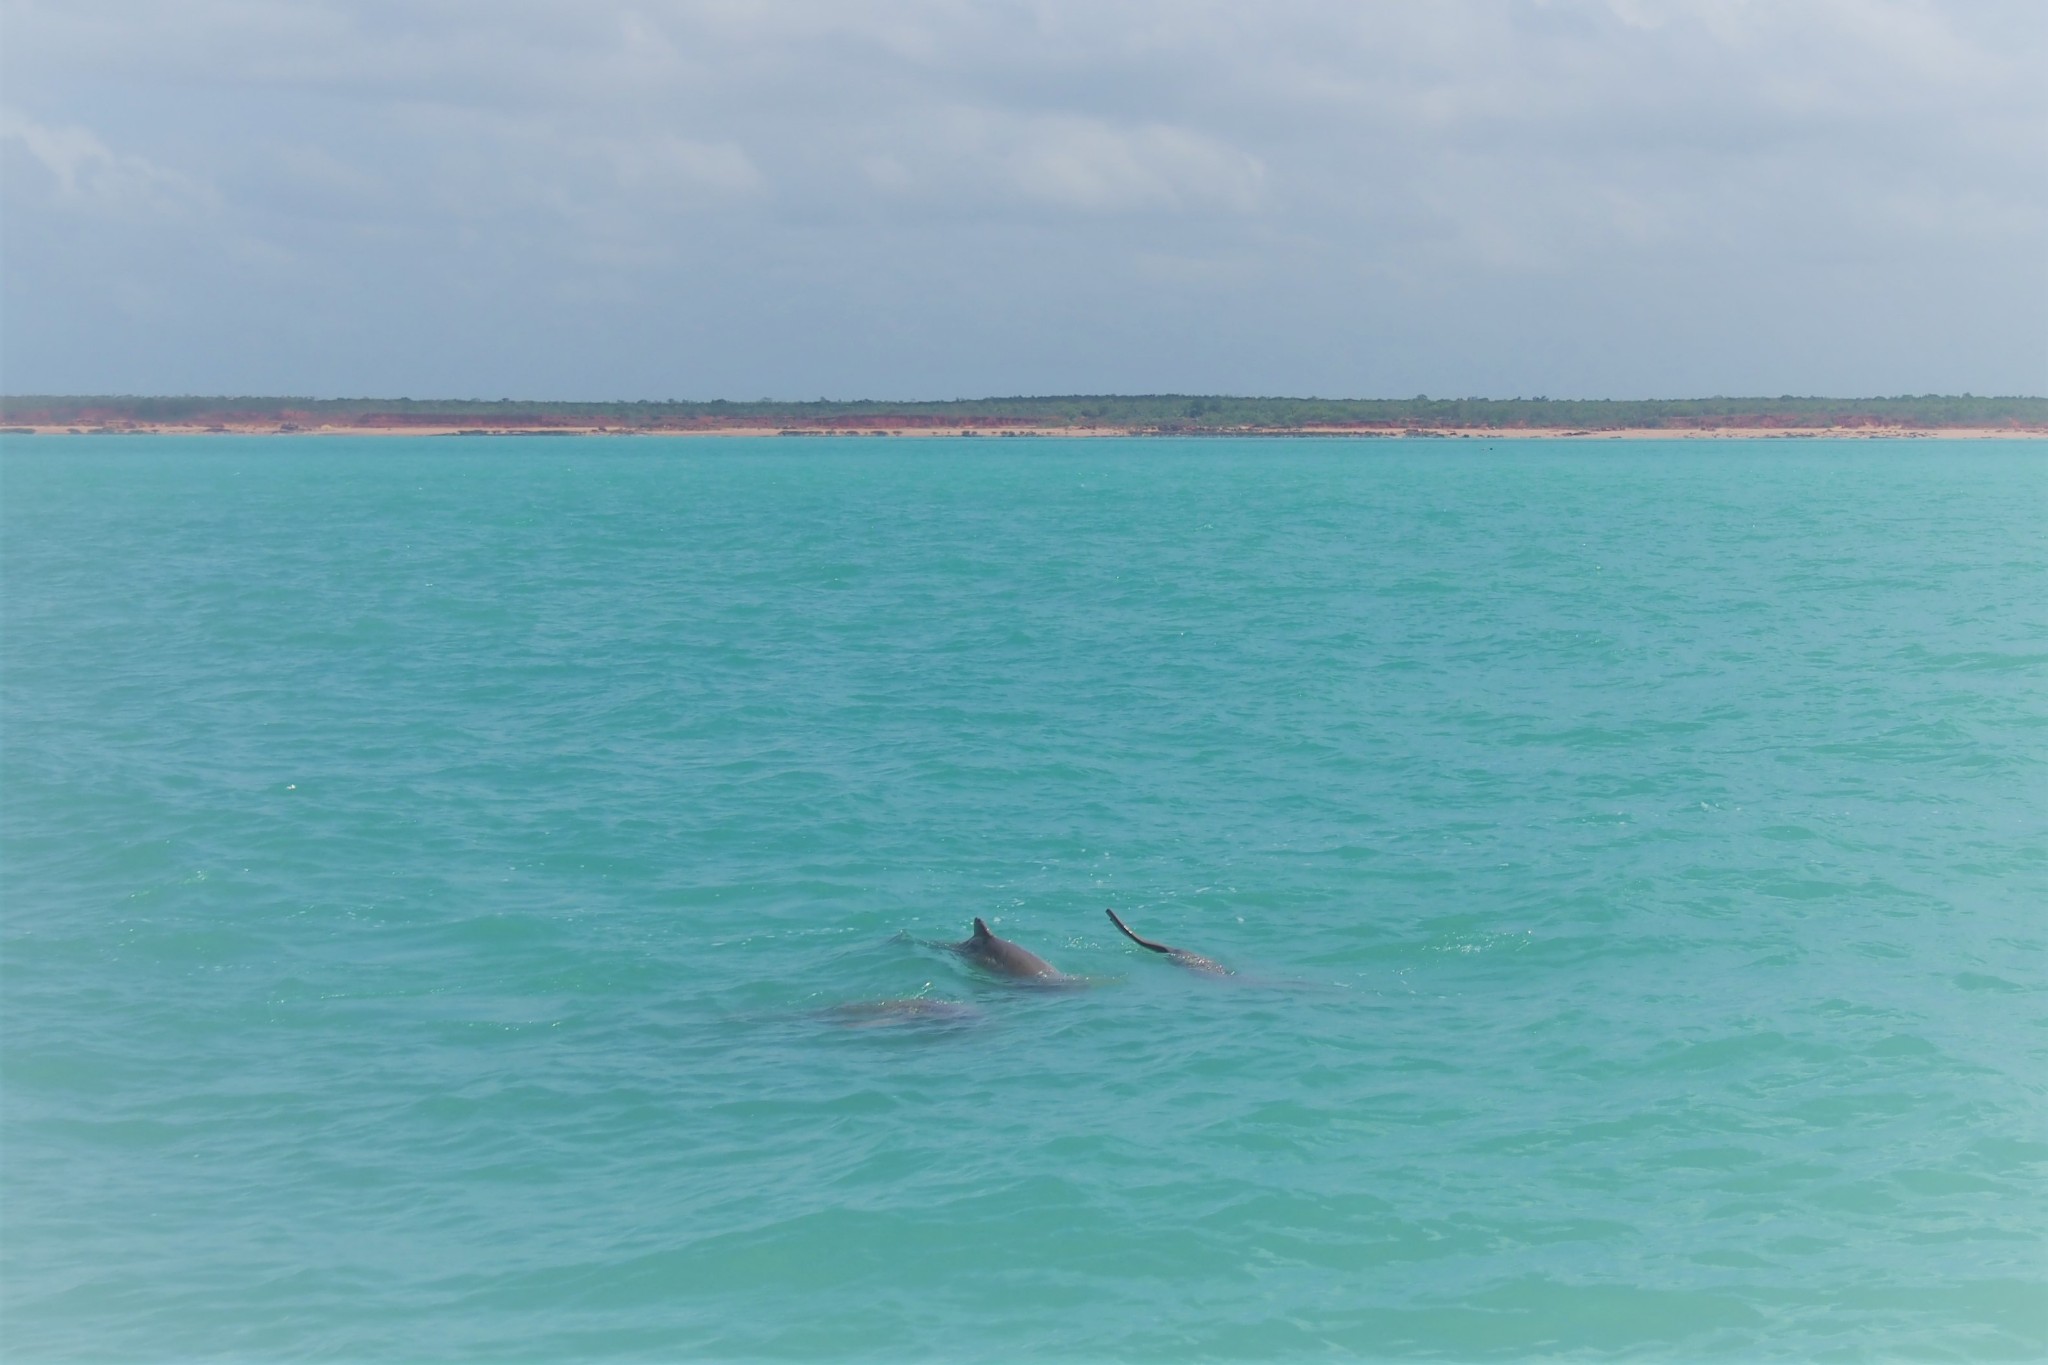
[3,0,2043,400]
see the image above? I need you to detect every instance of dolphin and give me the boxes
[820,998,983,1029]
[946,917,1069,982]
[1105,908,1232,975]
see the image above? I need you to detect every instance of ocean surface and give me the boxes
[2,435,2044,1362]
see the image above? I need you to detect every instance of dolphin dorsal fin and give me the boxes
[972,917,992,939]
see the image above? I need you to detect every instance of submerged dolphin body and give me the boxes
[947,917,1068,982]
[820,998,984,1029]
[1105,908,1232,975]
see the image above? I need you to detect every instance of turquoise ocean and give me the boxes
[2,436,2044,1361]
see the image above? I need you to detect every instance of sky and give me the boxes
[2,0,2043,401]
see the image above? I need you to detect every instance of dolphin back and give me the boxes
[952,918,1064,980]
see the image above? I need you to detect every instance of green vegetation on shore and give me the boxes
[5,393,2042,432]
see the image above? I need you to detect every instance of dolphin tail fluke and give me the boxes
[1105,907,1173,954]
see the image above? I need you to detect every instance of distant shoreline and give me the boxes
[5,393,2043,440]
[4,423,2042,441]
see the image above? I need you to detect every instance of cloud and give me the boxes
[0,0,2041,397]
[848,108,1264,215]
[0,109,214,218]
[599,134,763,200]
[1004,117,1263,214]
